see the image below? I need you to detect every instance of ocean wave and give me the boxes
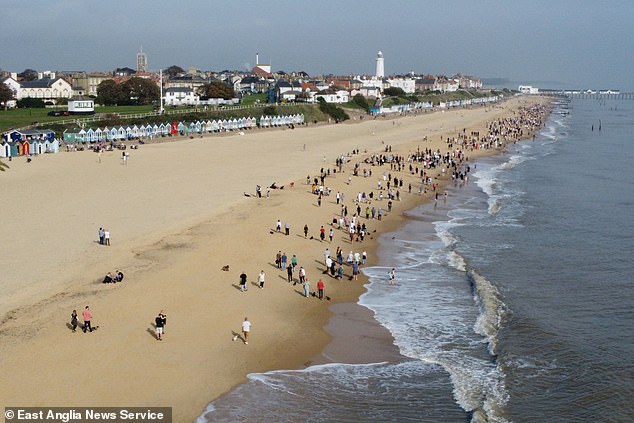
[197,361,465,422]
[448,251,467,272]
[499,154,533,170]
[468,269,512,357]
[488,198,502,215]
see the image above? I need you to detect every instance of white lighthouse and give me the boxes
[375,50,385,78]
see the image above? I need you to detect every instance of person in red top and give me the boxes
[82,305,93,333]
[317,279,325,300]
[320,226,326,242]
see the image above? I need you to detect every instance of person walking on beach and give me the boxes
[276,219,282,232]
[241,317,251,345]
[285,222,291,236]
[320,226,326,242]
[281,252,287,269]
[298,266,306,285]
[82,305,93,333]
[155,311,167,340]
[98,227,104,245]
[329,228,334,243]
[70,309,78,332]
[317,279,325,300]
[240,271,248,292]
[258,270,265,289]
[104,229,110,246]
[304,224,309,238]
[303,278,310,297]
[287,265,293,283]
[276,251,282,268]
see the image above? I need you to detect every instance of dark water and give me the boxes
[198,99,634,422]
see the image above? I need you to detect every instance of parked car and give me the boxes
[47,110,69,116]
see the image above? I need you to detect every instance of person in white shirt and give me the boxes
[241,317,251,345]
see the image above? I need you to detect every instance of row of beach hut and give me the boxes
[63,114,305,143]
[1,129,59,157]
[0,114,306,156]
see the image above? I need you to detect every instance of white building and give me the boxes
[315,89,350,104]
[164,87,200,106]
[16,77,73,101]
[67,96,95,114]
[518,85,539,94]
[375,51,385,78]
[386,78,416,94]
[0,77,20,109]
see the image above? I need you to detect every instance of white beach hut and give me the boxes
[44,138,60,153]
[86,128,95,142]
[109,127,118,140]
[1,140,11,157]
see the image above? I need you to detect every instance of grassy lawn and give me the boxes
[0,108,54,132]
[0,105,157,133]
[240,93,268,106]
[1,103,328,135]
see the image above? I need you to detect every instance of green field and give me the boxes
[0,103,331,135]
[0,105,158,133]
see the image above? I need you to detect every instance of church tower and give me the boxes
[375,51,385,78]
[137,47,147,73]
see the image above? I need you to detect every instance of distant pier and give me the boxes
[540,90,634,100]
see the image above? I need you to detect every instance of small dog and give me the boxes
[221,265,230,272]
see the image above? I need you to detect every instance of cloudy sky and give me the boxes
[2,0,633,90]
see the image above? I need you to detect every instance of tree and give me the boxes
[351,93,370,112]
[165,65,185,78]
[16,98,45,108]
[199,81,235,100]
[317,97,349,122]
[122,77,160,105]
[384,87,406,97]
[0,83,14,109]
[97,79,126,105]
[18,69,38,81]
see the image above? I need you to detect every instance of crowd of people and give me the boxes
[69,101,550,348]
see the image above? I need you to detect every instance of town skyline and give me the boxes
[3,0,633,91]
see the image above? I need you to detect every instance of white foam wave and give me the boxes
[488,198,502,215]
[448,251,467,272]
[469,270,511,356]
[499,154,532,170]
[402,351,510,423]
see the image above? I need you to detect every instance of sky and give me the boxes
[2,0,633,90]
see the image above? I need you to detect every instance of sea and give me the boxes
[198,98,634,422]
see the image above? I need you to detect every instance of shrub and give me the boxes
[17,98,46,108]
[317,98,349,122]
[351,94,370,112]
[384,87,406,97]
[262,106,277,115]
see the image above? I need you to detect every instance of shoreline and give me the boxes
[0,96,551,421]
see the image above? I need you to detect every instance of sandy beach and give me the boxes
[0,95,550,421]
